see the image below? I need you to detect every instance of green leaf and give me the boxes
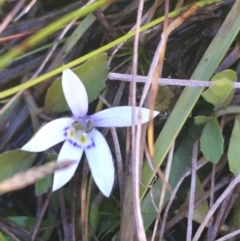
[35,175,52,196]
[44,53,109,113]
[194,115,211,125]
[211,69,237,82]
[228,114,240,175]
[0,149,36,184]
[202,78,233,109]
[202,70,236,110]
[0,232,6,241]
[90,200,101,233]
[200,118,223,163]
[35,154,57,196]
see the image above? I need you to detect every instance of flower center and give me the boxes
[65,118,93,146]
[72,118,93,134]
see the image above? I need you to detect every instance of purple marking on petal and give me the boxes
[86,138,95,149]
[75,143,81,148]
[91,138,95,147]
[74,142,78,147]
[63,127,70,137]
[67,139,82,148]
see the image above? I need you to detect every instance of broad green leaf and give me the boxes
[0,149,36,184]
[44,53,108,113]
[214,71,236,109]
[202,70,236,110]
[90,199,101,233]
[194,115,211,125]
[0,232,6,241]
[211,69,237,82]
[98,198,120,235]
[228,114,240,175]
[200,118,223,163]
[35,175,52,196]
[202,78,234,109]
[35,153,57,196]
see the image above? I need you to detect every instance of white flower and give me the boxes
[21,69,159,197]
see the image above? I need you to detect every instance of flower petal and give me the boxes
[21,118,73,152]
[91,106,159,127]
[84,128,114,197]
[62,69,88,118]
[52,140,83,191]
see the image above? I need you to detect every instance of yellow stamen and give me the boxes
[69,129,75,137]
[79,134,87,144]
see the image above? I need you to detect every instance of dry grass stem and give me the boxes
[0,160,75,193]
[207,164,216,240]
[131,0,147,240]
[165,175,232,234]
[108,73,240,89]
[0,226,21,241]
[215,229,240,241]
[192,174,240,241]
[31,190,52,241]
[186,141,198,241]
[14,0,38,22]
[0,0,25,34]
